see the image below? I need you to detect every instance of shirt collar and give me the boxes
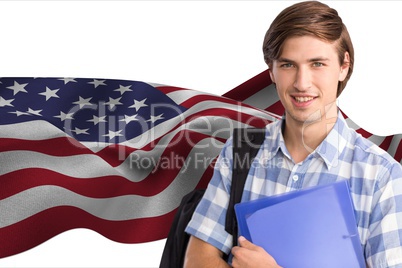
[314,111,350,169]
[262,115,290,162]
[265,111,350,170]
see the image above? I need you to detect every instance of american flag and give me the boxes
[0,70,400,258]
[0,72,277,258]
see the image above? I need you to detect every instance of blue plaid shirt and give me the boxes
[185,111,402,268]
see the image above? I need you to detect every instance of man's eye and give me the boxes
[280,63,293,68]
[313,62,324,67]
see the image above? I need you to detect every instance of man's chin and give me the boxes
[287,109,322,125]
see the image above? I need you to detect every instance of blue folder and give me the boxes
[234,180,366,268]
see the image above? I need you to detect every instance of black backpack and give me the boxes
[159,128,266,268]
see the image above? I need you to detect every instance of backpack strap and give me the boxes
[225,127,266,247]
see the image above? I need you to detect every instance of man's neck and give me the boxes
[283,107,338,164]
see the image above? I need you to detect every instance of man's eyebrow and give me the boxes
[276,57,330,62]
[277,57,293,63]
[308,57,330,62]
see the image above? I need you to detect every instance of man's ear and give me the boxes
[339,52,350,82]
[268,68,276,83]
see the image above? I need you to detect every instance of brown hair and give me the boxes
[262,1,354,97]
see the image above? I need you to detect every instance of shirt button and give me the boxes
[292,175,299,181]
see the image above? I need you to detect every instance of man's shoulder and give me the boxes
[351,131,400,169]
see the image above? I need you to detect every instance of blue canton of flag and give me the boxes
[0,78,187,143]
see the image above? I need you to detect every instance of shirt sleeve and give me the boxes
[185,137,234,255]
[365,160,402,268]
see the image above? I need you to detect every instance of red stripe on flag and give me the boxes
[265,100,285,117]
[180,94,243,108]
[179,94,272,114]
[0,131,219,199]
[356,128,374,139]
[0,137,91,156]
[156,86,190,94]
[0,206,177,259]
[394,139,402,163]
[378,135,394,152]
[223,70,271,101]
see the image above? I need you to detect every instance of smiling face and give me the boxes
[269,35,350,126]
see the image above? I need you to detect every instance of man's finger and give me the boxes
[238,236,258,249]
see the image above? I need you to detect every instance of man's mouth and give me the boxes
[293,96,315,103]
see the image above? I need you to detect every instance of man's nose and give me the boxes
[293,67,312,91]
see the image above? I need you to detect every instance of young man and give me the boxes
[184,1,402,267]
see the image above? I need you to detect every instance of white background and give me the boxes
[1,1,401,267]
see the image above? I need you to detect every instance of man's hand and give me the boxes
[231,236,282,268]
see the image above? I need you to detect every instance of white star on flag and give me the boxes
[148,113,164,123]
[0,97,14,107]
[87,115,107,125]
[103,130,123,140]
[54,111,74,121]
[39,87,60,101]
[114,85,133,95]
[27,108,43,116]
[105,97,123,109]
[58,78,77,84]
[88,79,107,88]
[73,96,93,109]
[120,114,139,124]
[6,81,28,95]
[8,110,30,117]
[72,127,90,135]
[129,98,148,112]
